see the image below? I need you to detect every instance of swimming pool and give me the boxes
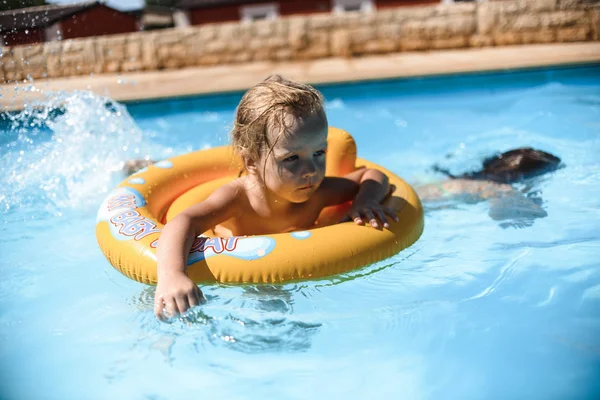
[1,65,599,399]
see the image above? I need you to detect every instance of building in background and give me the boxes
[0,1,141,46]
[176,0,440,26]
[140,5,176,30]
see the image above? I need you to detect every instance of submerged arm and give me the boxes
[155,183,239,320]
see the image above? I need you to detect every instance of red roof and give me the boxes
[0,1,127,31]
[176,0,268,9]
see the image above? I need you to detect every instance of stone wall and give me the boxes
[1,0,598,83]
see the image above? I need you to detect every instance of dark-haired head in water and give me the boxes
[418,148,562,228]
[433,148,562,184]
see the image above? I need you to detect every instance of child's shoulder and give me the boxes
[205,177,247,207]
[217,177,246,197]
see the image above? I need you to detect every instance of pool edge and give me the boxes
[2,42,599,112]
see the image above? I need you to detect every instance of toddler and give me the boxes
[154,75,397,320]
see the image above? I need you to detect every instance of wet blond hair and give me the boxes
[231,74,325,167]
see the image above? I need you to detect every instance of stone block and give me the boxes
[61,54,88,76]
[328,14,350,28]
[198,26,217,41]
[217,22,241,40]
[121,60,144,72]
[430,35,469,49]
[100,35,127,48]
[350,27,377,43]
[399,38,429,51]
[254,19,275,37]
[22,44,43,58]
[169,44,188,60]
[62,39,86,53]
[402,20,426,38]
[22,53,45,67]
[23,66,46,80]
[374,9,396,24]
[469,34,494,47]
[335,12,364,28]
[104,60,121,73]
[182,47,206,67]
[274,48,292,61]
[156,31,183,46]
[81,41,96,64]
[419,15,475,39]
[521,29,556,43]
[92,62,104,75]
[8,47,24,69]
[197,54,221,66]
[104,46,126,60]
[359,39,398,54]
[377,24,402,40]
[493,31,523,45]
[421,18,451,38]
[395,6,437,23]
[498,0,529,15]
[557,0,599,10]
[330,30,351,57]
[227,36,248,52]
[237,23,256,39]
[477,2,497,34]
[450,14,477,35]
[556,25,591,40]
[253,48,272,61]
[4,70,22,82]
[162,58,184,69]
[248,38,265,51]
[512,14,543,30]
[141,39,158,70]
[272,19,289,37]
[2,56,18,73]
[309,13,335,29]
[436,2,476,16]
[266,36,287,49]
[541,10,587,27]
[231,51,252,63]
[43,41,63,55]
[592,9,600,40]
[205,40,227,53]
[289,26,309,51]
[126,40,142,58]
[46,55,62,78]
[296,38,330,59]
[526,0,557,12]
[359,12,377,26]
[181,30,202,47]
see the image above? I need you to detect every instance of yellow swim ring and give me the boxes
[95,128,424,285]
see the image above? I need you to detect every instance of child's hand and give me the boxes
[341,201,399,229]
[154,273,205,321]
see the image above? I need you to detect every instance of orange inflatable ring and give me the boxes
[96,128,423,284]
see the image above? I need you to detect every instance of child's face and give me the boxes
[259,110,328,203]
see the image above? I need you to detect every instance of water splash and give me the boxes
[0,90,152,217]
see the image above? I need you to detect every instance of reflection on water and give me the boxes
[2,67,600,399]
[130,285,321,355]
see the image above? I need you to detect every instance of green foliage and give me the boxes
[0,0,46,11]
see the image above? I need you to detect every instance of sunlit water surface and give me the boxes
[1,66,599,400]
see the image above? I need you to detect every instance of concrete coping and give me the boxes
[1,42,599,112]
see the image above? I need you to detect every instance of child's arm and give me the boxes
[154,182,240,320]
[318,168,398,229]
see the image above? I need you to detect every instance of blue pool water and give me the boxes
[1,65,600,399]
